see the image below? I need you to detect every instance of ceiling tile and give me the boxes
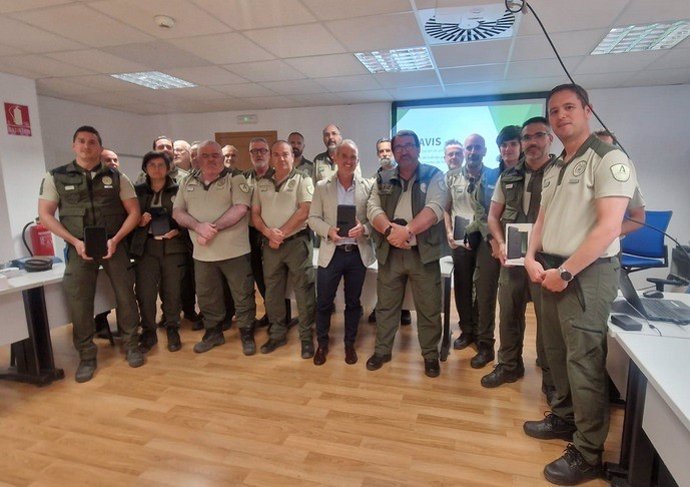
[59,74,152,92]
[102,41,213,69]
[0,54,96,77]
[168,33,274,64]
[575,51,661,75]
[196,98,260,111]
[36,77,102,96]
[173,86,229,100]
[0,43,24,56]
[506,57,583,79]
[373,70,440,88]
[516,0,630,35]
[301,0,411,21]
[619,68,690,88]
[440,64,505,84]
[10,4,155,47]
[69,91,147,106]
[573,71,640,89]
[284,53,368,78]
[260,79,329,95]
[387,85,444,101]
[647,48,690,70]
[432,39,512,68]
[326,12,423,51]
[290,93,346,106]
[314,74,382,92]
[224,60,306,82]
[211,83,277,97]
[0,16,85,53]
[0,1,69,13]
[115,102,167,114]
[194,0,316,30]
[244,95,299,109]
[166,66,248,85]
[244,23,345,58]
[511,29,609,61]
[615,0,690,25]
[88,0,230,39]
[46,49,149,74]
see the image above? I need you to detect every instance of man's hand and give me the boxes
[74,240,93,261]
[348,219,365,239]
[139,212,152,227]
[328,226,343,244]
[103,239,117,259]
[267,227,284,247]
[524,255,546,284]
[387,223,411,249]
[492,241,509,267]
[447,232,459,250]
[155,229,179,240]
[542,268,568,293]
[195,221,218,240]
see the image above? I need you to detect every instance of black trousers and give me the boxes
[316,247,367,347]
[452,245,478,336]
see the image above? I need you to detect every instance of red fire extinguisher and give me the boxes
[23,218,55,256]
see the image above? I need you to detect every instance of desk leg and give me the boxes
[440,275,451,362]
[0,287,64,386]
[605,360,654,487]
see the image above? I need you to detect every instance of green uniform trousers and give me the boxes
[135,238,186,332]
[375,247,441,360]
[473,241,500,348]
[539,258,619,465]
[497,266,552,387]
[194,254,256,331]
[63,243,139,360]
[263,234,315,342]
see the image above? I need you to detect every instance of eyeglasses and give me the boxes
[445,150,463,158]
[199,153,222,160]
[393,143,418,152]
[249,148,269,155]
[521,132,549,142]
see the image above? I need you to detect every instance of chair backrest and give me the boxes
[621,210,672,258]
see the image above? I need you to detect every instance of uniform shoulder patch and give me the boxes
[610,163,631,182]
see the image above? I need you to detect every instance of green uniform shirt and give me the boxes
[313,151,337,183]
[446,166,477,226]
[252,169,314,237]
[173,169,251,262]
[540,135,637,257]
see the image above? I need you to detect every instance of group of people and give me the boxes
[38,83,641,486]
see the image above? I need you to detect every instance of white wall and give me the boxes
[0,72,48,261]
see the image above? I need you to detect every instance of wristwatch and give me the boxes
[384,225,393,237]
[558,266,573,282]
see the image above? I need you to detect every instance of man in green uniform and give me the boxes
[313,124,342,183]
[481,117,554,401]
[252,140,316,358]
[524,84,637,485]
[173,141,257,356]
[289,132,314,177]
[38,125,145,383]
[366,130,448,378]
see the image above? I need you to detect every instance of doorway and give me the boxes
[215,130,277,172]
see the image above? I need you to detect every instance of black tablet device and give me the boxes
[84,226,107,259]
[337,205,356,237]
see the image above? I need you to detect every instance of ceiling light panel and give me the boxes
[111,71,196,89]
[592,20,690,55]
[355,47,434,73]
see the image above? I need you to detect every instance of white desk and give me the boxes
[605,293,690,487]
[1,264,115,385]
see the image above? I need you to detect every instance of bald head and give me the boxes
[464,133,487,169]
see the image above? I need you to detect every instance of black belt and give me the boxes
[537,252,614,269]
[336,244,358,252]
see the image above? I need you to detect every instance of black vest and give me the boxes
[51,162,127,239]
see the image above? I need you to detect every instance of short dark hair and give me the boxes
[73,125,102,146]
[141,150,172,172]
[546,83,590,113]
[496,125,521,146]
[391,130,420,149]
[522,116,549,128]
[288,132,304,140]
[152,135,172,150]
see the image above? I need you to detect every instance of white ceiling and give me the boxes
[0,0,688,114]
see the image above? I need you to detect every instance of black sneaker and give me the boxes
[138,329,158,353]
[126,348,145,368]
[166,327,181,352]
[453,333,474,350]
[240,327,256,356]
[75,359,97,383]
[470,345,495,369]
[193,328,225,353]
[544,444,601,485]
[424,358,440,378]
[365,353,392,371]
[523,412,576,441]
[260,337,287,354]
[481,363,524,388]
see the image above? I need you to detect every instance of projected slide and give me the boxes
[393,99,544,170]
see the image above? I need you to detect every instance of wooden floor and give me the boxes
[0,302,622,487]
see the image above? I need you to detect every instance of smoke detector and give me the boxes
[154,15,176,29]
[417,4,518,44]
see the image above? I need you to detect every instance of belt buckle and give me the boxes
[341,244,355,252]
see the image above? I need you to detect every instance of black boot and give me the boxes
[240,327,256,356]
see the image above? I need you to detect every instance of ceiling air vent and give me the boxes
[418,4,517,44]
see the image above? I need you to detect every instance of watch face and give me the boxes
[560,269,573,282]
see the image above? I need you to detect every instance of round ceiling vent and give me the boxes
[424,8,516,43]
